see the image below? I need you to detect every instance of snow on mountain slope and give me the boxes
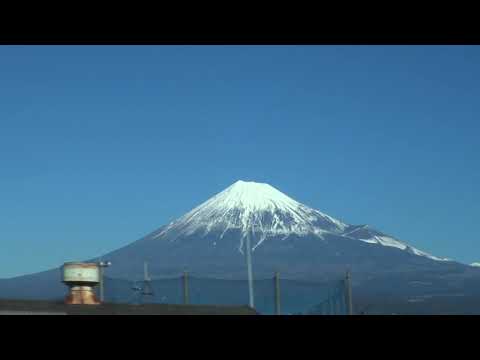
[154,180,347,249]
[342,225,450,262]
[152,180,448,262]
[359,236,449,261]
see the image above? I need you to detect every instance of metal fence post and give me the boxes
[99,265,104,303]
[345,270,353,315]
[182,271,189,305]
[274,272,281,315]
[336,286,342,315]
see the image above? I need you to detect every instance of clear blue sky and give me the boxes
[1,45,479,278]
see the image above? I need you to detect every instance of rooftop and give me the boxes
[0,299,258,315]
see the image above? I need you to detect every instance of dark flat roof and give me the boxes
[0,299,258,315]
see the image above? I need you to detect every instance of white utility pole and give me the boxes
[245,230,255,308]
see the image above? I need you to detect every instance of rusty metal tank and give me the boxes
[62,262,101,305]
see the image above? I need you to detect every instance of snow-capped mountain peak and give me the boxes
[202,180,304,213]
[155,180,347,244]
[151,180,449,262]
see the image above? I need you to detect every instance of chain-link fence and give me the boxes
[102,272,352,315]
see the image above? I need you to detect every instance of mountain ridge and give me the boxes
[147,180,448,262]
[1,180,472,312]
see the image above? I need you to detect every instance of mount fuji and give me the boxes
[100,180,454,275]
[154,180,448,261]
[2,180,480,312]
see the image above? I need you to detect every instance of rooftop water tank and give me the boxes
[61,262,101,305]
